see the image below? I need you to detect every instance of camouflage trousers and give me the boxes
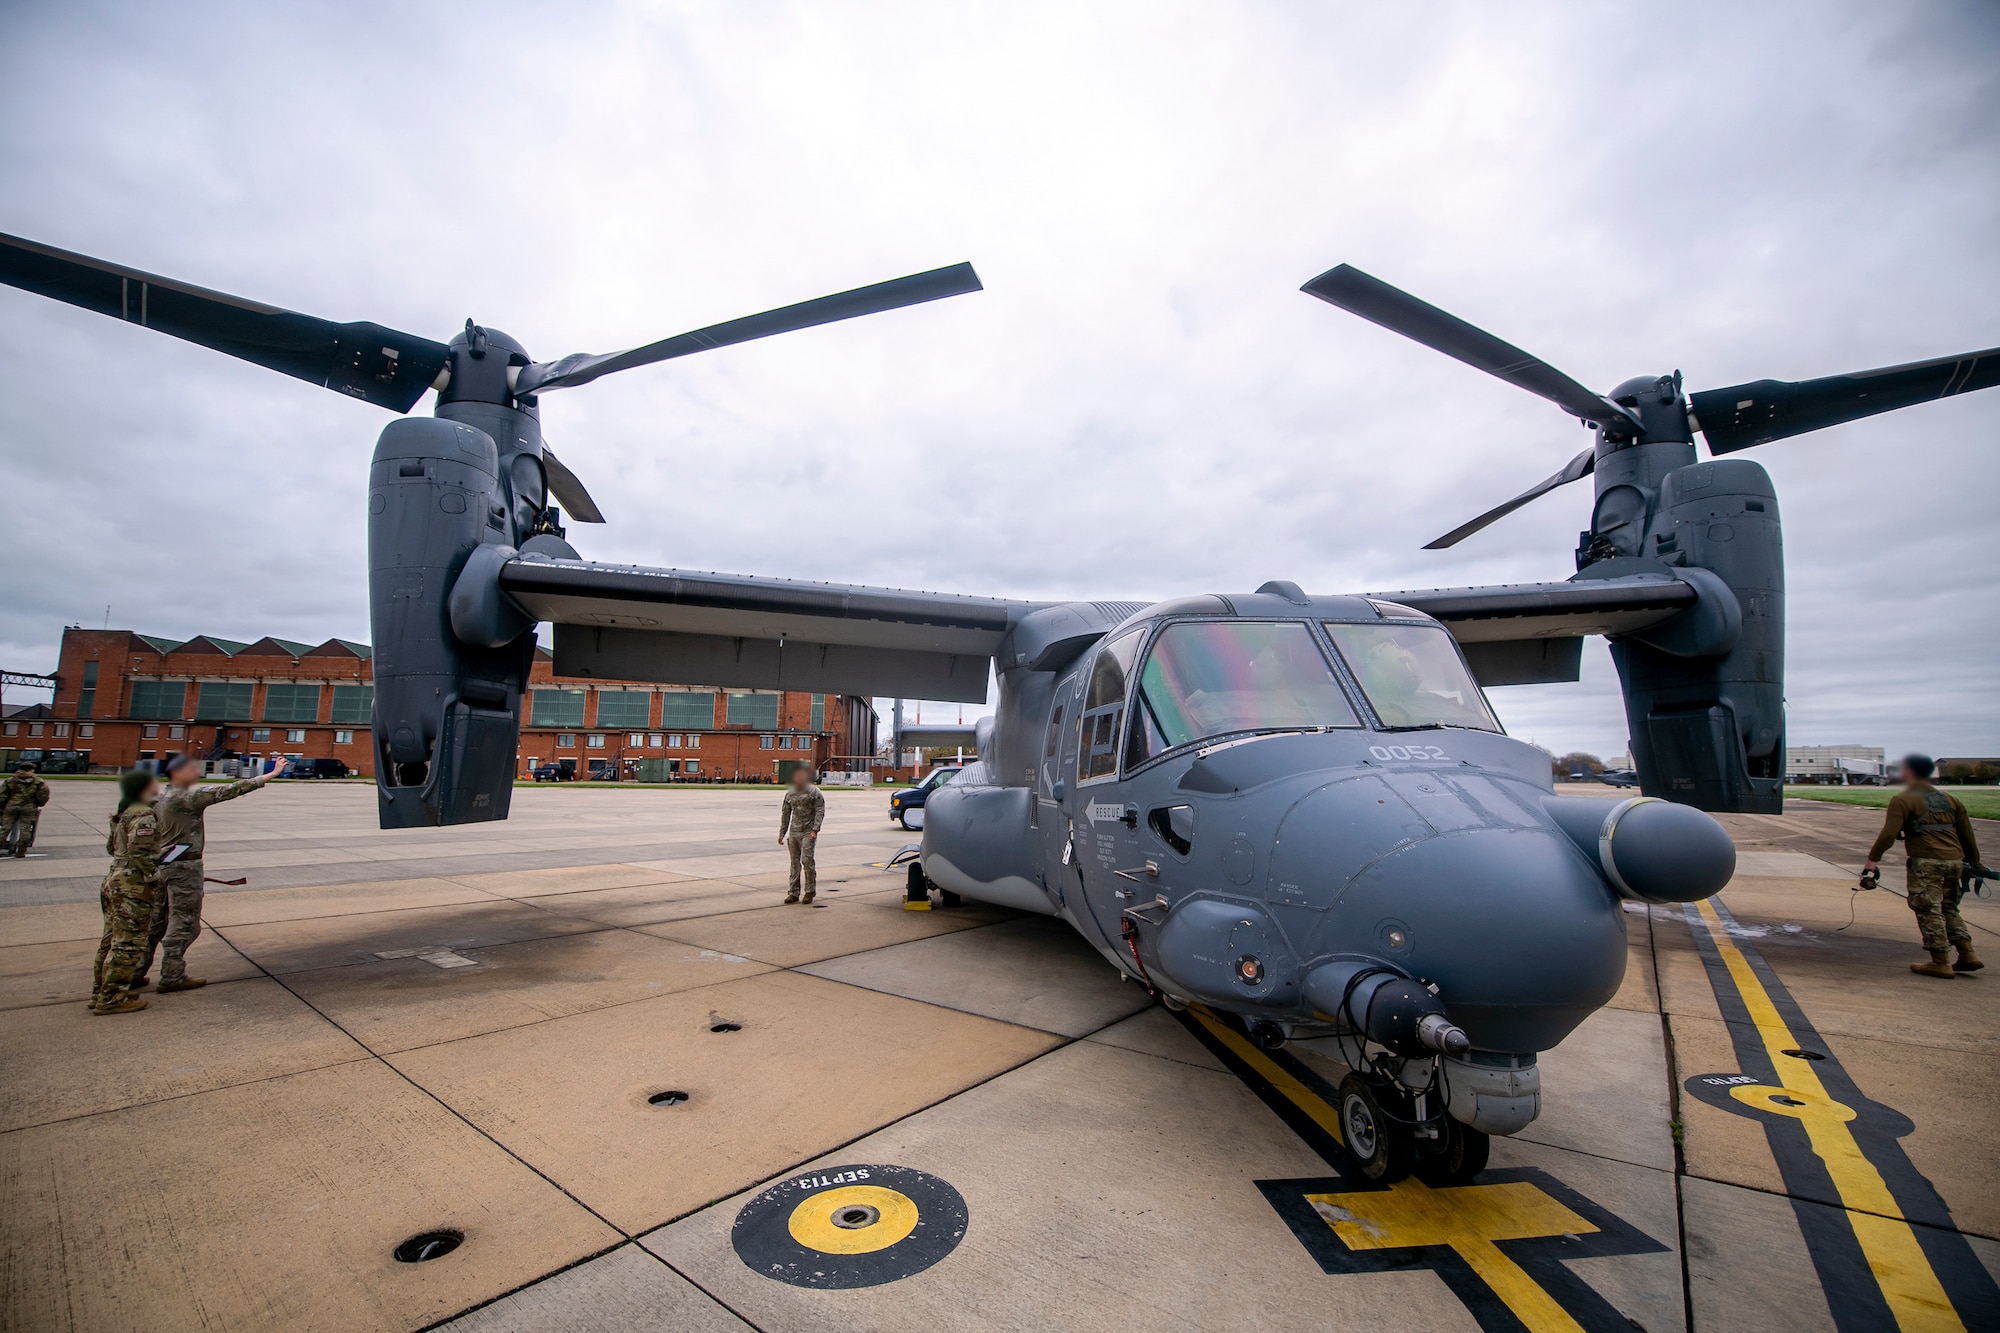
[786,834,817,898]
[1906,857,1970,951]
[142,862,207,985]
[2,808,36,853]
[93,874,157,1007]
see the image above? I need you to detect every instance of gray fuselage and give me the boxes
[919,587,1733,1129]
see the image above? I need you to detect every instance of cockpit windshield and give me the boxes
[1322,621,1500,732]
[1128,621,1357,762]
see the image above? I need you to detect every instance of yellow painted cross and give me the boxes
[1192,1007,1604,1331]
[1308,1180,1595,1332]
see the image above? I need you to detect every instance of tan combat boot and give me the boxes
[783,892,800,905]
[156,977,207,993]
[801,891,815,905]
[1954,943,1984,973]
[92,995,149,1015]
[1910,950,1956,979]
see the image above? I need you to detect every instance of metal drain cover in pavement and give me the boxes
[394,1229,463,1263]
[732,1164,967,1289]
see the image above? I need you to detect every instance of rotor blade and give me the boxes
[1302,264,1642,434]
[0,232,449,412]
[514,262,982,397]
[540,446,605,524]
[1423,446,1595,550]
[1690,346,2000,454]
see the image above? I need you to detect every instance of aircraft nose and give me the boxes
[1321,827,1627,1052]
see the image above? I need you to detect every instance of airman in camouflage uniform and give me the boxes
[2,761,50,857]
[777,768,826,904]
[138,754,287,992]
[92,770,162,1014]
[1865,754,1984,979]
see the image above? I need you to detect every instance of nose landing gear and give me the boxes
[1336,1073,1490,1185]
[1416,1112,1490,1185]
[1338,1075,1413,1182]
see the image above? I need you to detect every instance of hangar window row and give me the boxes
[527,689,793,731]
[123,680,372,724]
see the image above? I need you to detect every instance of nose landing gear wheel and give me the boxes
[1337,1074,1413,1183]
[1414,1114,1490,1186]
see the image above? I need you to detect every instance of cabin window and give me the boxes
[1077,629,1141,781]
[1323,621,1500,732]
[1128,621,1357,763]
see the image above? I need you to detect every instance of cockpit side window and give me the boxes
[1127,620,1358,763]
[1078,629,1141,782]
[1322,621,1500,732]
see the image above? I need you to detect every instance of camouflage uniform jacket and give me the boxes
[779,785,826,838]
[104,804,161,893]
[1,771,49,815]
[1867,784,1981,864]
[154,777,266,860]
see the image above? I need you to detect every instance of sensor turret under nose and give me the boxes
[1302,967,1470,1058]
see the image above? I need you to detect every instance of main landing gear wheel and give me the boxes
[1337,1074,1413,1184]
[1414,1114,1490,1186]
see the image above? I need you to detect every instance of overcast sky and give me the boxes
[2,1,1995,759]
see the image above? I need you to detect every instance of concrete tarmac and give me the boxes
[1,781,1995,1330]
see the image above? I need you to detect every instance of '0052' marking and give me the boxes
[1371,744,1449,762]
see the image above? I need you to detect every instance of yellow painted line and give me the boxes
[1189,1007,1347,1145]
[1693,899,1962,1332]
[1191,1007,1591,1332]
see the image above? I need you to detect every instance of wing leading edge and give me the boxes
[498,558,1042,703]
[1377,575,1702,686]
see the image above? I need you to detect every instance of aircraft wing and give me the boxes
[497,558,1042,703]
[491,555,1708,696]
[1375,574,1701,686]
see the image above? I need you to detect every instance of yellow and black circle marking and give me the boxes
[732,1164,967,1289]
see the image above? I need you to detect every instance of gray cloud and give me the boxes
[2,0,1995,758]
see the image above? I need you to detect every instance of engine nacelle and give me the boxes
[1583,450,1786,814]
[1618,459,1785,812]
[367,417,534,828]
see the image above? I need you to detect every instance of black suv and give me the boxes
[284,758,351,779]
[888,765,963,830]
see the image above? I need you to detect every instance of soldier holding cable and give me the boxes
[1864,754,1984,980]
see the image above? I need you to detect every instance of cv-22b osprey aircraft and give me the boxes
[3,233,1995,1184]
